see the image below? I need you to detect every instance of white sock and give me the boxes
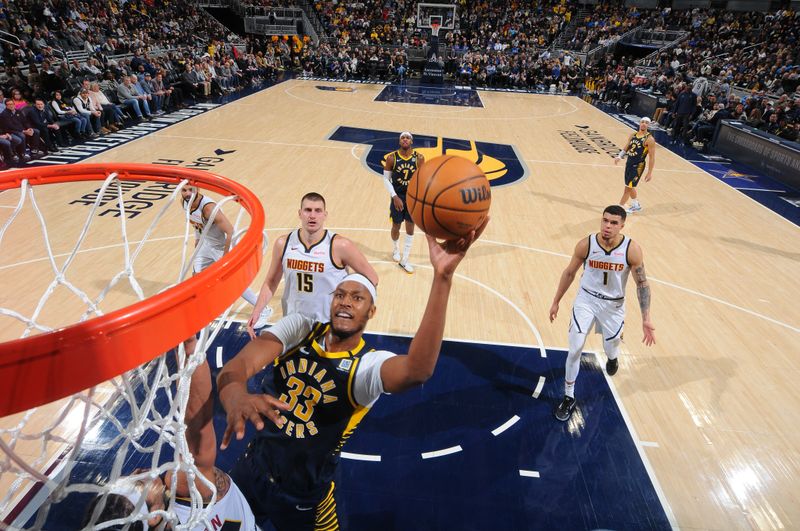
[402,234,413,263]
[632,199,640,208]
[565,381,575,399]
[242,288,258,306]
[392,238,399,253]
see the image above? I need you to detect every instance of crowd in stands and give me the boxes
[1,0,798,168]
[583,7,799,149]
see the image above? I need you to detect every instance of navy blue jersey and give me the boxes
[257,322,373,498]
[390,150,420,196]
[625,132,651,165]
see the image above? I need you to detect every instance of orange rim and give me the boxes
[0,163,264,417]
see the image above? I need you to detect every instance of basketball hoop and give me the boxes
[0,163,265,417]
[0,163,266,530]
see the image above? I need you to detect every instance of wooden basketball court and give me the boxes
[2,79,799,529]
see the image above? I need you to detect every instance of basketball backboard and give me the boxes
[416,2,456,30]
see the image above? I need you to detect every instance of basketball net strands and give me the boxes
[0,164,266,530]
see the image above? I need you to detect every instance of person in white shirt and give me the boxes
[549,206,656,422]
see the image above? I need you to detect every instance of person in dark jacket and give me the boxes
[24,98,62,152]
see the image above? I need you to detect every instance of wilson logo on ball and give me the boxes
[460,186,491,205]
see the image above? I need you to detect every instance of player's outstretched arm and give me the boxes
[380,218,489,393]
[627,241,656,345]
[549,238,589,322]
[247,235,287,339]
[335,236,379,286]
[216,333,290,449]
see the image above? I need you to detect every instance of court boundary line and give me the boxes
[597,351,680,529]
[283,79,579,120]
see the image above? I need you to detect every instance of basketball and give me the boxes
[406,155,492,240]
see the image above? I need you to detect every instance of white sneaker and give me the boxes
[392,249,401,262]
[253,307,273,329]
[398,261,414,274]
[626,204,642,213]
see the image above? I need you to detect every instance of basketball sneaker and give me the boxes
[606,358,619,376]
[626,204,642,214]
[554,396,576,422]
[398,261,414,274]
[253,307,273,329]
[392,249,401,262]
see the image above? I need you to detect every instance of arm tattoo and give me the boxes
[634,264,651,314]
[214,467,231,499]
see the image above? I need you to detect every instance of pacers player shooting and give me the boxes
[549,206,655,422]
[218,218,488,530]
[383,131,425,273]
[247,192,378,339]
[614,117,656,213]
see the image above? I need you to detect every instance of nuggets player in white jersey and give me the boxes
[246,192,378,338]
[181,185,271,329]
[614,116,656,213]
[383,131,425,273]
[549,205,656,422]
[82,346,260,531]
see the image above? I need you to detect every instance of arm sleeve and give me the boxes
[353,350,396,407]
[264,313,315,353]
[382,170,396,198]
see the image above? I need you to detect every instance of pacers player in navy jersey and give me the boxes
[218,218,488,530]
[614,117,656,213]
[549,206,655,422]
[383,131,425,273]
[247,192,378,338]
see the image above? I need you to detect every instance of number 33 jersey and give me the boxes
[281,229,348,322]
[259,316,395,498]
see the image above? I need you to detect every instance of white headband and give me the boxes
[640,117,652,124]
[338,273,377,304]
[400,131,413,140]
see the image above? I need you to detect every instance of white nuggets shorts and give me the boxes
[569,289,625,341]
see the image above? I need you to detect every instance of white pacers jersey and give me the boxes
[186,195,227,251]
[579,234,631,300]
[281,229,347,322]
[173,477,259,530]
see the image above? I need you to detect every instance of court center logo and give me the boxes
[328,126,528,187]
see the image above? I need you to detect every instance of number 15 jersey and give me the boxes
[281,229,348,322]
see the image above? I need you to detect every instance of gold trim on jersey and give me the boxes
[393,149,416,163]
[310,335,366,359]
[315,482,339,530]
[275,322,327,364]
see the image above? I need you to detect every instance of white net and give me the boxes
[0,170,265,530]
